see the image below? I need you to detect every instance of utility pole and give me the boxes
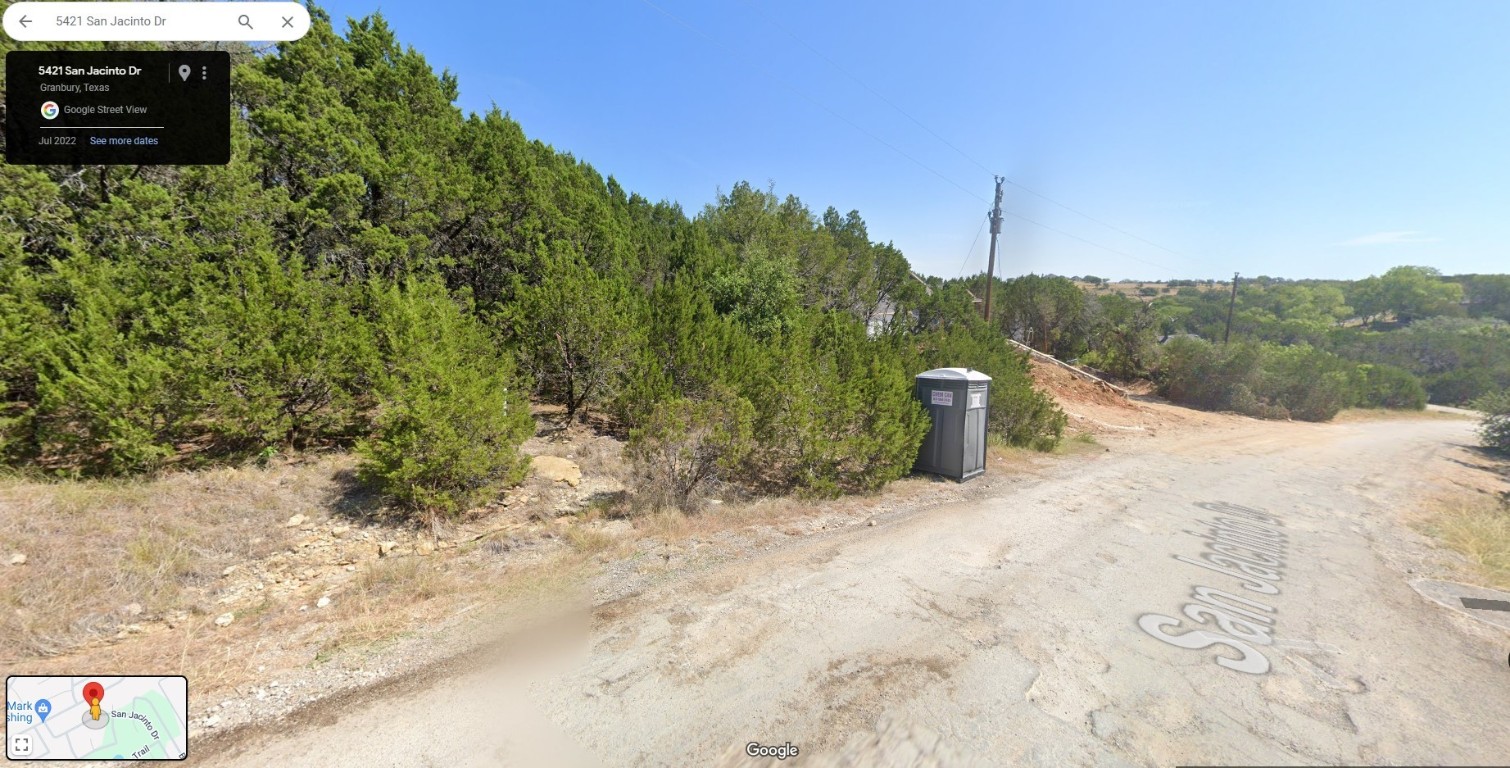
[983,176,1004,322]
[1224,271,1240,344]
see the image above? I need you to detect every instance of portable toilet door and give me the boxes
[960,378,989,478]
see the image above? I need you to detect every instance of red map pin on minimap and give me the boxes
[83,681,104,720]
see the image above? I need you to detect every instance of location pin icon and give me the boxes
[178,65,191,82]
[82,681,104,721]
[35,698,51,723]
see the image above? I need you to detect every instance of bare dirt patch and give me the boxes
[1027,357,1134,412]
[1024,358,1239,440]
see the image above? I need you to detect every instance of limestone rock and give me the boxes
[531,456,582,487]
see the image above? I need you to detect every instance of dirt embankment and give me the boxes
[1026,357,1134,411]
[1025,357,1239,439]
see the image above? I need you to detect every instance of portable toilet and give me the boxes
[913,368,991,481]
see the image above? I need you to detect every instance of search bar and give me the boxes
[3,2,310,42]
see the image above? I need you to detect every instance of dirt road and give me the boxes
[197,416,1510,766]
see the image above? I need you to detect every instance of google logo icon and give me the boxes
[40,101,60,120]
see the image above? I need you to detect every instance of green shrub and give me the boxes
[1349,363,1428,410]
[37,314,183,475]
[1154,338,1391,422]
[357,279,534,517]
[989,374,1068,451]
[507,245,643,422]
[1260,345,1353,422]
[1226,383,1288,420]
[1325,318,1510,406]
[31,257,195,475]
[745,313,929,496]
[621,300,938,497]
[1153,337,1258,414]
[626,387,755,512]
[1427,368,1498,407]
[613,280,761,427]
[1475,390,1510,453]
[0,255,49,465]
[1084,294,1158,380]
[186,250,378,454]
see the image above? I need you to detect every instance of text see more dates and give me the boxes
[6,51,229,165]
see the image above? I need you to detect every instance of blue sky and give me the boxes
[310,0,1510,281]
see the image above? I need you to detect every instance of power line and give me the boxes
[999,208,1175,274]
[958,213,989,278]
[1002,179,1186,261]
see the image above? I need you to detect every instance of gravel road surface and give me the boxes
[196,416,1510,767]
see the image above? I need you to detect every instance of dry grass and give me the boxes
[562,524,617,555]
[1334,408,1471,423]
[356,557,451,602]
[316,557,457,655]
[625,461,1079,543]
[624,496,830,544]
[1420,496,1510,590]
[0,435,609,703]
[488,549,595,605]
[0,457,356,661]
[1054,432,1103,455]
[634,508,721,541]
[17,608,277,695]
[983,438,1063,469]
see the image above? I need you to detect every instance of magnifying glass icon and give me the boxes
[238,14,254,30]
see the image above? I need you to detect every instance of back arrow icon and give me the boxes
[19,15,31,27]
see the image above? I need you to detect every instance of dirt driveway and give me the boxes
[196,415,1510,767]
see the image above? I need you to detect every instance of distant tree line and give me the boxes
[956,263,1510,419]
